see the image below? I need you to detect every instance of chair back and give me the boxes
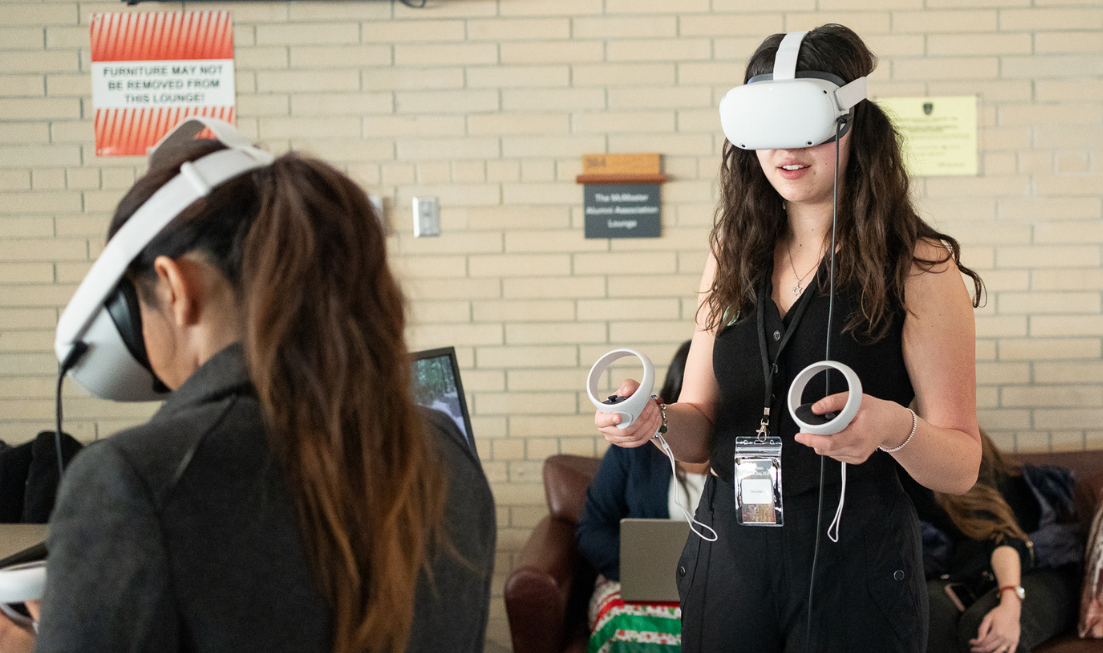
[1009,450,1103,539]
[542,455,601,523]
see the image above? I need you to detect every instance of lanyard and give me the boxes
[754,276,815,440]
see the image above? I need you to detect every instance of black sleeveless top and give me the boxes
[711,267,914,497]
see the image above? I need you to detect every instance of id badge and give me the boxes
[734,436,784,527]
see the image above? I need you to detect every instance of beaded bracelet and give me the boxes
[651,395,668,437]
[879,408,917,453]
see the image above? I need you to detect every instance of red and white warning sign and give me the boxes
[90,11,235,157]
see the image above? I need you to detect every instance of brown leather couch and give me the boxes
[504,455,600,653]
[504,451,1103,653]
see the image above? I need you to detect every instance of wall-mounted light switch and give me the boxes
[412,196,440,237]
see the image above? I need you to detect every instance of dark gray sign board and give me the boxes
[584,183,661,239]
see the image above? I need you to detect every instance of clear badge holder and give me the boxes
[734,436,784,527]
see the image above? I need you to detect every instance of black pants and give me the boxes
[678,474,928,653]
[927,566,1080,653]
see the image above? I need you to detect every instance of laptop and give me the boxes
[411,347,477,458]
[619,518,690,603]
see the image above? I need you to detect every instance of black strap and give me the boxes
[754,276,815,437]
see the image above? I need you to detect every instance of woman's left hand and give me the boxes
[969,599,1022,653]
[793,392,913,464]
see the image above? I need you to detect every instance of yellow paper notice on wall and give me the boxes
[877,96,978,177]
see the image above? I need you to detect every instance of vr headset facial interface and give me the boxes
[54,118,274,402]
[718,31,868,151]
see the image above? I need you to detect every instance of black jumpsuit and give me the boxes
[677,272,928,653]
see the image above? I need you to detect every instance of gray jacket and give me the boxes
[38,344,495,652]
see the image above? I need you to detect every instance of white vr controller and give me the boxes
[587,348,860,436]
[586,349,655,429]
[0,561,45,604]
[787,360,862,435]
[588,348,720,543]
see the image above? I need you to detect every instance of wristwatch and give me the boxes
[999,585,1026,601]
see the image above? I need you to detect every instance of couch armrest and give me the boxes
[505,515,582,653]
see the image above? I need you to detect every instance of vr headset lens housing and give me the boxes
[54,118,274,402]
[67,291,166,401]
[718,31,868,151]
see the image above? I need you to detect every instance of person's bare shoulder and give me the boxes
[911,237,958,277]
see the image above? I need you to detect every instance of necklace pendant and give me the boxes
[792,283,802,296]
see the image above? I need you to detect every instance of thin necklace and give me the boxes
[786,240,821,296]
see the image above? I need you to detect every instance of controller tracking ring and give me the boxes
[586,349,655,430]
[787,360,862,435]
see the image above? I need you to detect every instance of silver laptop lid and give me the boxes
[619,518,690,603]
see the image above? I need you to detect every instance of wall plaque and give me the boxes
[584,184,661,238]
[577,153,667,240]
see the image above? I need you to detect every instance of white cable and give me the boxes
[826,462,845,543]
[654,433,718,542]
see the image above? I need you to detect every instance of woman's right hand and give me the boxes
[595,379,663,448]
[969,597,1021,653]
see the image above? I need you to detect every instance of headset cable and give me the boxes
[804,117,844,652]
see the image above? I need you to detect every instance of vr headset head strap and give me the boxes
[55,117,273,401]
[835,77,867,112]
[152,115,257,154]
[758,31,868,113]
[772,30,808,81]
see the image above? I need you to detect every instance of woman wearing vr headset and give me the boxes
[596,24,984,653]
[1,129,495,652]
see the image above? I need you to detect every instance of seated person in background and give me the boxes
[577,340,709,652]
[902,429,1082,653]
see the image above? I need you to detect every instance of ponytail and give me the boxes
[243,155,447,653]
[111,144,448,653]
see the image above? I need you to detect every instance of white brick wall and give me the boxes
[2,1,1102,648]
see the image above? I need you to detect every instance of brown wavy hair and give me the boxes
[935,430,1030,546]
[109,140,447,653]
[704,24,983,338]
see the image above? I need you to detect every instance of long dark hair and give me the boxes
[109,140,447,653]
[704,24,983,338]
[935,429,1030,546]
[659,340,692,404]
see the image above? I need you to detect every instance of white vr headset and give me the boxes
[719,31,868,151]
[54,117,274,402]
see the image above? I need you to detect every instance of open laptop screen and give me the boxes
[411,347,477,457]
